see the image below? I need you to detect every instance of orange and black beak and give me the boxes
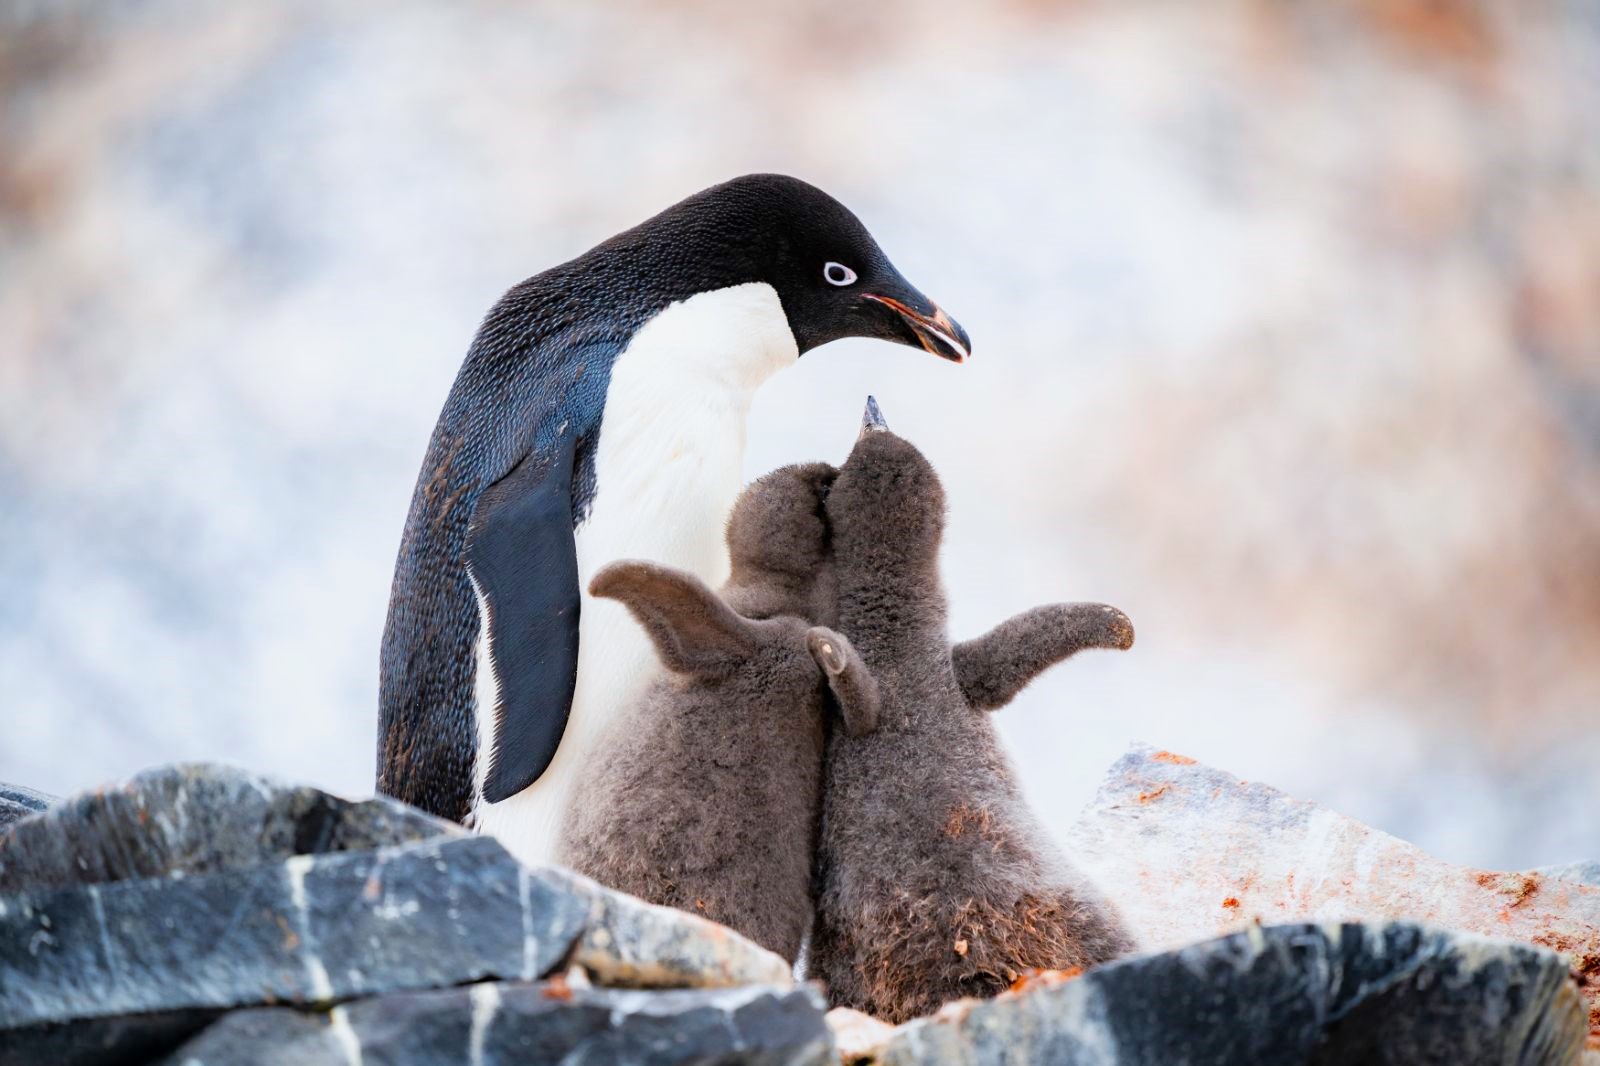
[862,293,971,364]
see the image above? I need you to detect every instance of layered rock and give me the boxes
[3,759,1594,1065]
[1066,744,1600,1053]
[876,923,1585,1065]
[1542,861,1600,891]
[0,783,51,832]
[163,981,832,1066]
[0,766,792,1066]
[0,763,456,893]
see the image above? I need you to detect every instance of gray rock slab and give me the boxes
[0,763,791,991]
[879,922,1585,1066]
[0,763,459,894]
[555,865,794,990]
[0,782,52,831]
[0,836,590,1065]
[164,981,832,1066]
[1066,744,1600,1052]
[0,763,795,1062]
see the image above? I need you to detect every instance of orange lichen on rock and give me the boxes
[1475,870,1541,908]
[1221,897,1241,910]
[1151,751,1196,765]
[273,914,300,952]
[1533,932,1600,985]
[1136,786,1169,803]
[1533,931,1582,954]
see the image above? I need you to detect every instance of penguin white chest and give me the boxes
[472,282,799,866]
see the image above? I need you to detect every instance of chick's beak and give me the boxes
[862,293,971,364]
[859,395,890,439]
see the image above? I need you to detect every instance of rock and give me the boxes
[0,835,590,1064]
[0,763,792,1065]
[0,763,459,894]
[1540,861,1600,890]
[0,783,52,831]
[558,865,793,990]
[827,1007,895,1064]
[0,781,51,832]
[162,981,832,1066]
[1066,744,1600,1052]
[877,922,1585,1065]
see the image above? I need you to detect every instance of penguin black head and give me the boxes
[629,174,971,363]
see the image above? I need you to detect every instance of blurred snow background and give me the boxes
[2,0,1596,869]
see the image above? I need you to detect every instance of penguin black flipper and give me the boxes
[467,430,582,804]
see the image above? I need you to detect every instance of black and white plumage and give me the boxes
[378,174,969,866]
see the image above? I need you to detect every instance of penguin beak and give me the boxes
[862,293,971,364]
[859,395,890,438]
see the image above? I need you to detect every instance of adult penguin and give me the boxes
[379,174,969,867]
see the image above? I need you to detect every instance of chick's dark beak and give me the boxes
[859,395,889,439]
[862,292,971,364]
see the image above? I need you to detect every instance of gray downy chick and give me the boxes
[557,463,878,963]
[811,401,1135,1023]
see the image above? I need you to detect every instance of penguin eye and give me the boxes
[823,262,857,287]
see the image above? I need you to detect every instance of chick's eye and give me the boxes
[823,262,857,287]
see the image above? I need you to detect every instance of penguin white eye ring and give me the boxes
[824,262,858,287]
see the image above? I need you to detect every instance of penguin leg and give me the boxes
[951,604,1134,712]
[467,432,582,804]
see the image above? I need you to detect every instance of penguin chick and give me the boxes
[557,465,877,963]
[811,408,1134,1023]
[722,462,841,627]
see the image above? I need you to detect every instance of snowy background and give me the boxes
[2,0,1597,869]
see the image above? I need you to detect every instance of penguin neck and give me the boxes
[625,281,799,396]
[578,281,799,581]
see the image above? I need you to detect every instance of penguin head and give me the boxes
[658,175,971,363]
[726,461,837,582]
[826,397,948,571]
[723,461,839,624]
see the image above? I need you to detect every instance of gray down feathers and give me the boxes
[559,423,1132,1019]
[809,427,1134,1022]
[557,463,875,963]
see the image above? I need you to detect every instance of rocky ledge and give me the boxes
[872,922,1583,1065]
[0,758,1593,1065]
[1066,744,1600,1056]
[0,783,50,833]
[0,765,791,1065]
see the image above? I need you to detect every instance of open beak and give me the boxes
[859,395,889,439]
[862,294,971,364]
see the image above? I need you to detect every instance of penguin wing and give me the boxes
[467,430,582,804]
